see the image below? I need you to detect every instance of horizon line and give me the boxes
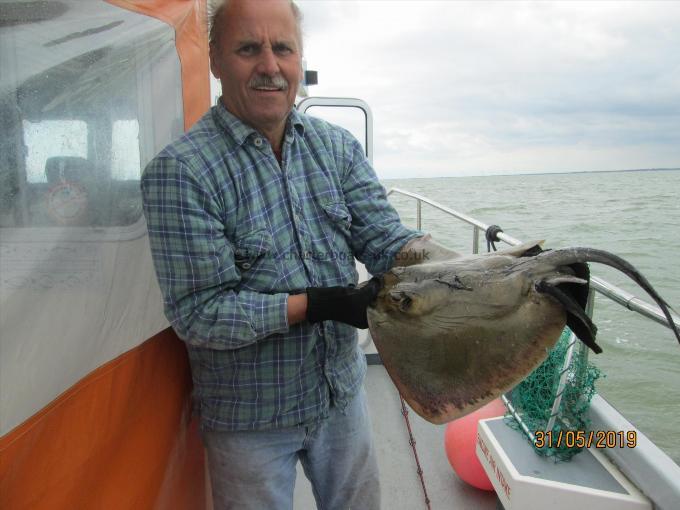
[381,167,680,180]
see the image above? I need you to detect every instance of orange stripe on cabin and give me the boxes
[0,329,207,510]
[106,0,211,130]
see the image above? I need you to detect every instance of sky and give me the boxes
[295,1,680,179]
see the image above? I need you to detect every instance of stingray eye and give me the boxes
[389,291,413,312]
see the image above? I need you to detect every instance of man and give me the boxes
[141,0,428,508]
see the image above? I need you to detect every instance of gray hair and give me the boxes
[208,0,304,53]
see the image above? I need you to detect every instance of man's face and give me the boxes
[210,0,302,138]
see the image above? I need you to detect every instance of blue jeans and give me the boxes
[201,388,380,510]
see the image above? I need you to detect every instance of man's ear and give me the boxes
[209,45,220,79]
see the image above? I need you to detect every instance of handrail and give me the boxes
[387,187,523,246]
[386,187,680,333]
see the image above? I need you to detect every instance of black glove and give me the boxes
[306,277,382,329]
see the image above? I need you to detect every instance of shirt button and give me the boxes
[253,137,263,147]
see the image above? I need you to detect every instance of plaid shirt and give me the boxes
[141,103,419,431]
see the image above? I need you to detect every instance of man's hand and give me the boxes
[393,234,461,267]
[306,277,382,329]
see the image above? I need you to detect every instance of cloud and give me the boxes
[297,0,680,177]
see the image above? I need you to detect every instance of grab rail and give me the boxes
[386,187,680,333]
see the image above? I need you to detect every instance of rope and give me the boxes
[399,395,432,510]
[485,224,503,252]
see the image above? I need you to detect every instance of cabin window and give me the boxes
[304,106,369,155]
[24,120,89,184]
[111,120,141,181]
[0,3,183,231]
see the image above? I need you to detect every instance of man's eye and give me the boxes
[273,43,293,55]
[238,44,259,55]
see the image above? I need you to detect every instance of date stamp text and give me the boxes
[534,430,637,449]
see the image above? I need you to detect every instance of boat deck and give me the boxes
[293,364,499,509]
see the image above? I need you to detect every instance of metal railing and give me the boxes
[386,187,680,333]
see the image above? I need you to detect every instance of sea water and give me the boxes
[382,169,680,463]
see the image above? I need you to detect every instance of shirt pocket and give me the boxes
[233,230,277,291]
[320,200,352,237]
[319,200,357,279]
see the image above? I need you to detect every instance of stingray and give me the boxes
[367,238,680,424]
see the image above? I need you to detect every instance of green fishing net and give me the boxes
[505,328,603,461]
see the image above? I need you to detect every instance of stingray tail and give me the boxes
[538,247,680,346]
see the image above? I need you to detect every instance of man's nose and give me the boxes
[256,46,280,75]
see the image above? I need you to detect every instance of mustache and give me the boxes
[249,74,289,90]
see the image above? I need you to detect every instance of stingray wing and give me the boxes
[368,295,566,424]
